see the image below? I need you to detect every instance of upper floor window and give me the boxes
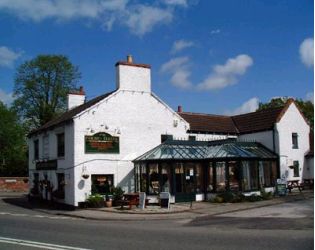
[292,133,298,149]
[57,133,65,158]
[34,139,39,160]
[293,161,299,177]
[43,135,49,159]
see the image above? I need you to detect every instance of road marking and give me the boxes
[0,212,81,220]
[0,236,93,250]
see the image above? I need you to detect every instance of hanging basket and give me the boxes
[82,174,90,179]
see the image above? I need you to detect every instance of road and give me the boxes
[0,194,313,250]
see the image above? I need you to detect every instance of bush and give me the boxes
[260,189,273,200]
[244,194,263,202]
[86,194,104,208]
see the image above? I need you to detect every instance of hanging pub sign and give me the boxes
[85,132,119,154]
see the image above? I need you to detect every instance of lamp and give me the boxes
[81,166,90,179]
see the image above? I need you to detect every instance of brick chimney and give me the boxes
[67,86,85,110]
[178,105,183,113]
[115,55,151,92]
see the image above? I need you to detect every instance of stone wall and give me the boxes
[0,177,28,192]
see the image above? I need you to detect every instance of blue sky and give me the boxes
[0,0,313,115]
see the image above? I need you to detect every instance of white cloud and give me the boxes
[225,97,259,115]
[123,5,173,36]
[0,0,186,36]
[299,38,314,68]
[0,89,14,105]
[171,39,195,54]
[0,46,22,67]
[161,0,188,7]
[306,92,314,103]
[210,29,220,35]
[160,56,192,89]
[197,54,253,90]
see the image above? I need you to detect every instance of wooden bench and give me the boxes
[287,180,303,193]
[117,197,150,210]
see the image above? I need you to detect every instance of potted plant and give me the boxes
[86,194,104,208]
[105,194,112,207]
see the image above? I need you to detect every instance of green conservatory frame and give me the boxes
[133,139,279,202]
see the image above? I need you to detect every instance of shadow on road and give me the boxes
[2,195,75,211]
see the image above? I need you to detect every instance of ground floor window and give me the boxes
[216,162,226,192]
[293,161,300,177]
[91,175,114,195]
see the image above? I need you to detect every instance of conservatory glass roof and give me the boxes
[134,139,277,162]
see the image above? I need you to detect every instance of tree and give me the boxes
[0,101,27,176]
[258,97,314,129]
[13,55,81,130]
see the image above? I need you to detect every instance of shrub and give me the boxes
[260,189,273,200]
[86,194,104,208]
[244,194,263,202]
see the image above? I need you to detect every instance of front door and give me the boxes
[174,163,195,202]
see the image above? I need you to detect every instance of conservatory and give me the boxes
[133,139,279,202]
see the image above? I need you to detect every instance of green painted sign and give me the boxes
[85,132,119,154]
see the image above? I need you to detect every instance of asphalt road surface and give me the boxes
[0,194,313,250]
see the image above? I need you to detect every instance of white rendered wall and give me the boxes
[238,131,274,151]
[28,124,75,206]
[275,103,310,182]
[67,94,85,110]
[116,65,151,92]
[72,90,189,206]
[186,133,237,141]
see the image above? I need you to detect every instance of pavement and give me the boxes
[0,190,313,221]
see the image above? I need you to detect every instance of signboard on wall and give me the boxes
[85,132,119,154]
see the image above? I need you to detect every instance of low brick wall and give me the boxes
[0,177,29,192]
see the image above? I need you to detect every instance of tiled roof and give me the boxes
[28,91,115,137]
[178,105,287,134]
[178,112,238,134]
[231,107,284,134]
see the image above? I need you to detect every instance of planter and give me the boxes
[105,200,112,207]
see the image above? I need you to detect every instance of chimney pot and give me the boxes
[178,105,183,113]
[79,86,85,94]
[127,55,133,64]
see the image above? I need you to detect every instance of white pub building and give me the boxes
[28,56,313,207]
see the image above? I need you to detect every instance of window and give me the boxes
[293,161,299,177]
[161,134,173,143]
[216,162,226,192]
[57,133,65,157]
[188,136,196,141]
[292,133,298,149]
[241,161,259,191]
[34,139,39,160]
[148,163,159,194]
[91,175,113,194]
[43,135,49,159]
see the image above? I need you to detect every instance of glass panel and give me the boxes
[195,163,204,193]
[250,161,259,190]
[184,163,195,193]
[207,162,215,192]
[241,161,251,191]
[216,162,226,192]
[148,163,159,194]
[175,163,184,193]
[161,163,172,193]
[140,164,147,192]
[260,161,272,187]
[271,162,277,186]
[228,161,240,192]
[135,164,140,192]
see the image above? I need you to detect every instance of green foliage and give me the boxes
[211,190,273,203]
[86,194,104,208]
[13,55,81,130]
[112,186,125,201]
[0,101,27,176]
[258,97,314,129]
